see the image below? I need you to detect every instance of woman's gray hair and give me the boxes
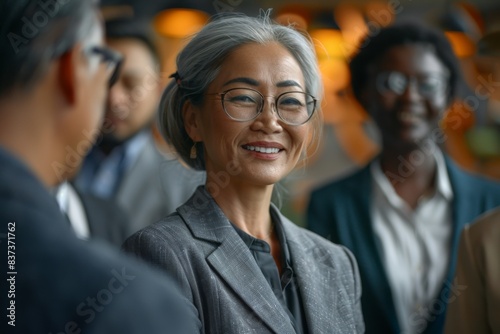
[158,11,323,170]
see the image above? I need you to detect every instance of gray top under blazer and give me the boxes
[123,186,365,334]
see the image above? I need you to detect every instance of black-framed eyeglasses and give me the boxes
[86,46,123,87]
[208,88,317,126]
[376,71,449,99]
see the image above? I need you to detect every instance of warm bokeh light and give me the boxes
[364,1,395,27]
[153,9,209,38]
[334,3,368,58]
[445,31,476,58]
[309,29,346,60]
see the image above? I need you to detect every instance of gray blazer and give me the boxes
[116,134,205,237]
[123,186,365,334]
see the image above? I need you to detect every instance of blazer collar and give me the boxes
[177,186,296,334]
[284,217,359,333]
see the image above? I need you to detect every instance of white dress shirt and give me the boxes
[371,149,453,334]
[56,182,90,240]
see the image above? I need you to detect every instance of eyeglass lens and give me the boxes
[221,88,315,125]
[376,71,447,98]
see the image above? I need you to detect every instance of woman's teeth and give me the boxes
[243,145,280,154]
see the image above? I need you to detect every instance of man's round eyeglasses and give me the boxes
[209,88,317,126]
[376,71,449,99]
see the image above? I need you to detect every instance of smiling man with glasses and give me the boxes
[307,22,500,334]
[0,1,199,333]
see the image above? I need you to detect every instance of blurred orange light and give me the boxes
[445,31,476,58]
[154,9,209,38]
[310,29,346,60]
[364,1,395,27]
[334,3,368,57]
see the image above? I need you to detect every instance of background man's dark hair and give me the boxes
[349,21,462,104]
[104,17,160,65]
[0,0,98,97]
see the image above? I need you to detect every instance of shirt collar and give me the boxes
[230,208,292,268]
[88,130,150,167]
[121,130,150,169]
[371,145,453,204]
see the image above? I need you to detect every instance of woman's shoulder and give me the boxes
[310,163,373,196]
[281,217,353,260]
[123,212,193,250]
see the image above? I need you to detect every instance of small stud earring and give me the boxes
[190,143,197,159]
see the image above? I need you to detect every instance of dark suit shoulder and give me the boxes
[447,158,500,193]
[1,199,200,333]
[310,164,372,197]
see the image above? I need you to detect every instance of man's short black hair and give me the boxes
[105,17,159,64]
[349,21,462,104]
[0,0,97,97]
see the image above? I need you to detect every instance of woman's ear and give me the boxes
[183,100,203,142]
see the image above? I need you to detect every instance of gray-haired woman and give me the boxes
[123,12,364,334]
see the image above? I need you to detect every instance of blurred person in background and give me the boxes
[307,22,500,334]
[0,0,199,332]
[74,16,204,237]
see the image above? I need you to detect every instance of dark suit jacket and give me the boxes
[307,157,500,334]
[123,186,365,334]
[0,148,200,334]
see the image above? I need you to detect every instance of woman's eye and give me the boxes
[280,98,302,106]
[228,95,257,104]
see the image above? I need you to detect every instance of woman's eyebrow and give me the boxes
[223,77,259,87]
[222,78,304,90]
[276,80,303,89]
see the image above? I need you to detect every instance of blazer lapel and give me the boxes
[282,212,359,333]
[285,225,335,332]
[178,187,296,334]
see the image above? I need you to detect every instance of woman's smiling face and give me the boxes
[184,42,312,187]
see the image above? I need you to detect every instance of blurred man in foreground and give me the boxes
[0,1,200,333]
